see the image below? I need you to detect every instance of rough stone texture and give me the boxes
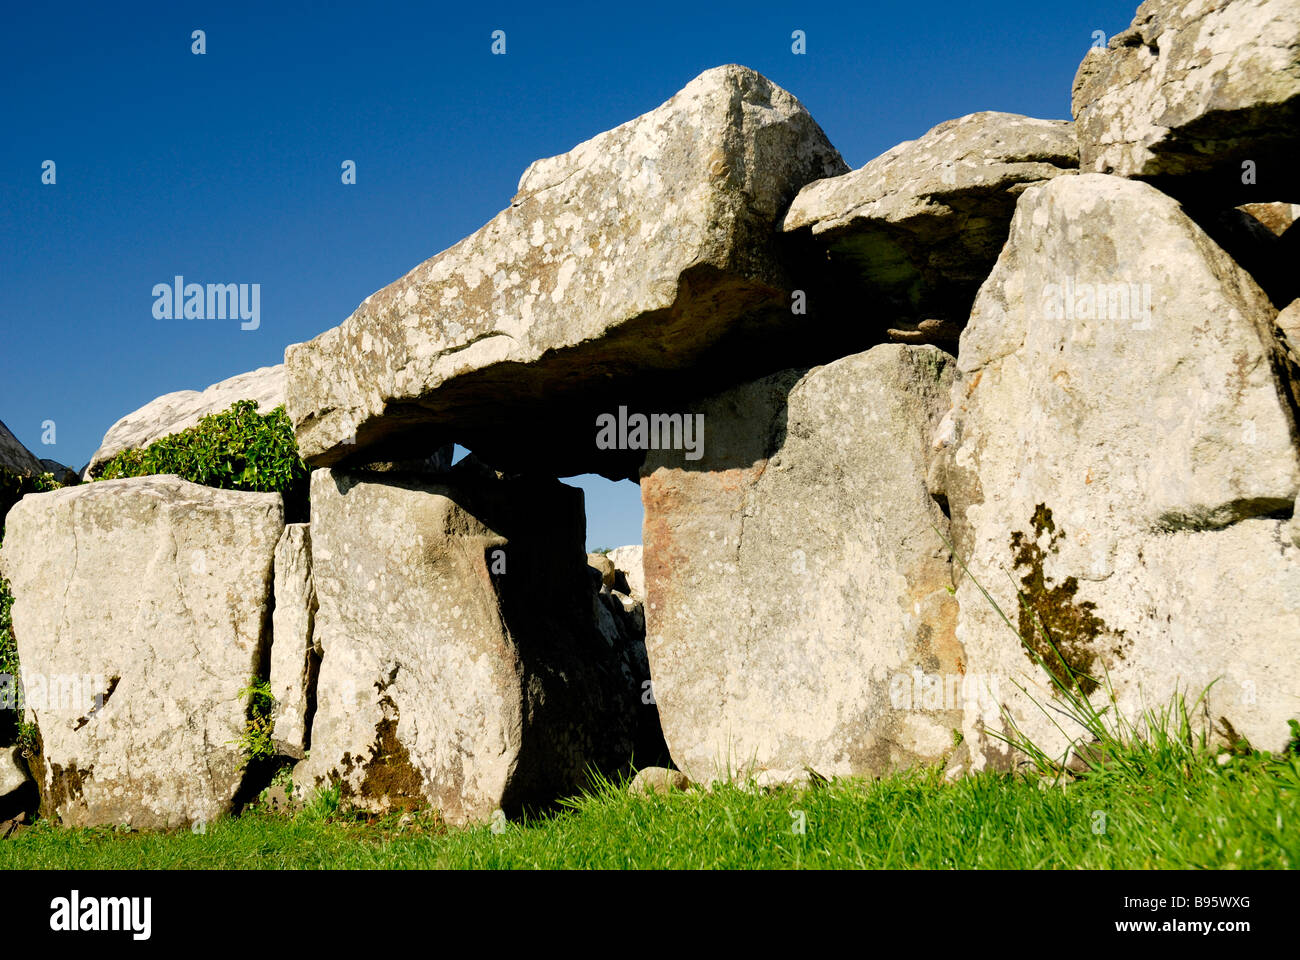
[782,112,1077,340]
[641,344,961,784]
[627,766,691,795]
[1240,202,1300,236]
[1278,299,1300,357]
[284,65,847,479]
[588,571,666,768]
[269,524,317,755]
[930,173,1300,766]
[85,364,285,477]
[0,746,29,798]
[587,552,616,589]
[295,460,649,823]
[0,420,43,478]
[0,477,283,828]
[608,544,645,600]
[1071,0,1300,204]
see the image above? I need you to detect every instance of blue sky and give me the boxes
[0,0,1139,548]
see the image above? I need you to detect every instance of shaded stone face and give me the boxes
[0,419,44,479]
[782,112,1078,342]
[1071,0,1300,205]
[640,344,962,784]
[295,459,654,823]
[0,476,284,829]
[930,173,1300,765]
[269,523,317,755]
[284,65,848,479]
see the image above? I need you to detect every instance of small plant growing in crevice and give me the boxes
[234,677,277,768]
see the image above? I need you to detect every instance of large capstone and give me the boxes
[1071,0,1300,205]
[783,112,1077,343]
[284,65,847,479]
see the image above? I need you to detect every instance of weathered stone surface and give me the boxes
[930,173,1300,765]
[1278,299,1300,357]
[587,552,616,589]
[0,746,29,798]
[627,766,691,795]
[0,476,283,828]
[588,567,666,768]
[782,112,1077,339]
[284,65,847,478]
[641,344,961,784]
[608,544,645,600]
[1240,202,1300,237]
[0,420,43,479]
[269,524,317,755]
[1071,0,1300,204]
[85,364,285,477]
[295,460,650,823]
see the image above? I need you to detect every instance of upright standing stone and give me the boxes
[931,173,1300,765]
[296,459,646,822]
[269,523,317,755]
[0,477,283,828]
[641,344,961,783]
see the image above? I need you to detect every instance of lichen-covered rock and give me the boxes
[1071,0,1300,203]
[782,112,1077,340]
[640,344,961,784]
[0,476,283,828]
[284,65,847,478]
[931,173,1300,765]
[85,364,285,478]
[269,523,317,755]
[295,460,649,823]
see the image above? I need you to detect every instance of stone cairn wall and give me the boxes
[2,0,1299,828]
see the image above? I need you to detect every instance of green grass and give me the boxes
[2,744,1295,869]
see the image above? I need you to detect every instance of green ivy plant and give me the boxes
[96,400,309,519]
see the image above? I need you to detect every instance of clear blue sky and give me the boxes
[0,0,1138,548]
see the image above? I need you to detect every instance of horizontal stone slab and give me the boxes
[285,65,847,478]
